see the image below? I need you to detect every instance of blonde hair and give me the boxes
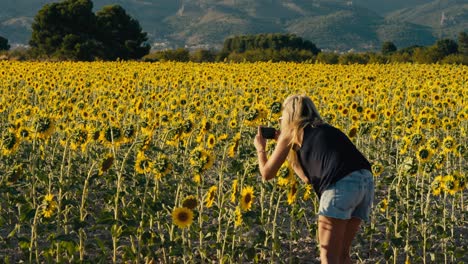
[281,94,323,168]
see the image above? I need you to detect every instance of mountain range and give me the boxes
[0,0,466,52]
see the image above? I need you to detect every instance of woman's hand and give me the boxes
[274,130,281,141]
[254,126,267,152]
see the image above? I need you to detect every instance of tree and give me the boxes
[316,52,339,64]
[0,36,10,51]
[381,41,397,55]
[96,5,150,60]
[458,32,468,55]
[434,39,458,59]
[30,0,98,60]
[190,49,216,62]
[222,33,320,55]
[29,0,149,60]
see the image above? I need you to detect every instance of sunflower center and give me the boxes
[244,194,251,204]
[178,212,188,222]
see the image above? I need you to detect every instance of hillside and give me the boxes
[386,0,468,39]
[0,0,465,51]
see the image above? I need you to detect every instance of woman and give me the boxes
[254,94,374,264]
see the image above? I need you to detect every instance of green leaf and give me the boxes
[244,247,256,260]
[95,238,108,255]
[18,236,30,250]
[20,207,36,222]
[7,225,19,238]
[55,234,75,242]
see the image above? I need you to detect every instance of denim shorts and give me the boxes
[319,169,374,222]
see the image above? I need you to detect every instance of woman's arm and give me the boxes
[254,126,291,181]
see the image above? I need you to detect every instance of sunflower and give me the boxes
[409,132,424,150]
[206,133,216,149]
[392,126,403,140]
[99,153,114,175]
[398,136,411,155]
[443,175,459,195]
[229,119,238,129]
[42,193,57,218]
[431,176,444,196]
[172,207,194,228]
[17,126,32,142]
[182,195,198,210]
[240,186,254,211]
[442,136,456,153]
[433,153,446,169]
[100,125,124,147]
[453,144,465,158]
[153,154,172,179]
[416,146,433,163]
[379,198,389,213]
[2,130,20,156]
[303,184,312,201]
[34,116,55,139]
[348,126,358,138]
[371,163,384,177]
[287,181,298,205]
[218,133,229,142]
[135,151,153,174]
[230,179,238,203]
[70,125,90,152]
[427,137,440,151]
[190,146,214,173]
[234,206,242,227]
[192,173,201,184]
[370,126,381,140]
[200,118,211,132]
[205,186,217,208]
[453,171,466,191]
[228,133,241,157]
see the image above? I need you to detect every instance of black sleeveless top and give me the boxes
[296,124,371,198]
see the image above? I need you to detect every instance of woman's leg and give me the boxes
[318,215,348,264]
[342,217,362,264]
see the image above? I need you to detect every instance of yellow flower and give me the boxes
[416,146,433,163]
[371,163,384,177]
[231,179,238,203]
[427,137,439,151]
[443,175,459,195]
[34,116,55,139]
[348,126,358,138]
[379,198,389,213]
[2,130,20,156]
[205,186,217,208]
[431,176,444,196]
[240,186,254,211]
[206,133,216,149]
[303,184,312,201]
[172,207,194,228]
[442,136,456,152]
[99,154,114,175]
[44,193,54,202]
[287,181,298,205]
[234,206,242,227]
[153,154,172,179]
[182,195,198,210]
[192,173,201,184]
[135,151,153,174]
[42,194,57,218]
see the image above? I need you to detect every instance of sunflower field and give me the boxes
[0,61,466,263]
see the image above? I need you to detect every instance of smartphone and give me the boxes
[260,127,276,139]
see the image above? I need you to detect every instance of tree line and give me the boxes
[142,33,467,65]
[0,0,466,65]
